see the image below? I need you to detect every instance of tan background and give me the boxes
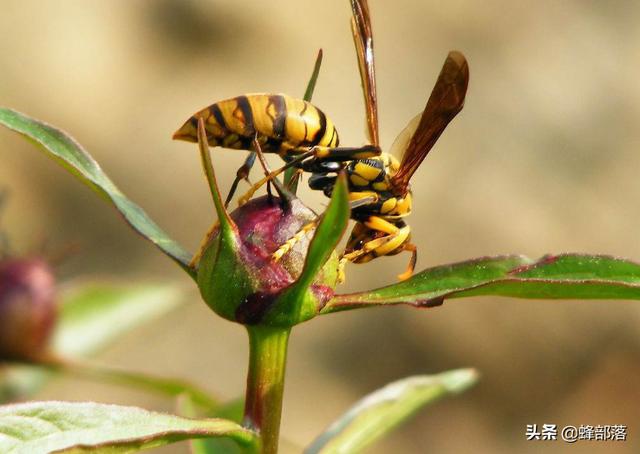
[2,0,640,452]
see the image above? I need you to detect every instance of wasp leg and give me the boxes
[271,221,318,262]
[225,152,257,208]
[192,148,294,268]
[363,216,398,232]
[304,144,381,162]
[340,216,413,281]
[237,149,313,206]
[396,243,417,281]
[237,145,380,206]
[251,137,294,209]
[251,143,380,187]
[189,221,220,268]
[273,195,379,265]
[286,168,303,192]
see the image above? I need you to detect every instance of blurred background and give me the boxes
[1,0,640,452]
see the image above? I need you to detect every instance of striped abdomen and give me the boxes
[173,93,339,156]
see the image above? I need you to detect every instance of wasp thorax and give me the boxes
[0,258,57,361]
[196,195,339,327]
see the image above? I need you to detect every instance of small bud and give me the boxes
[196,196,339,327]
[0,258,57,361]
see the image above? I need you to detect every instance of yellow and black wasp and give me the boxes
[273,0,470,281]
[173,93,380,206]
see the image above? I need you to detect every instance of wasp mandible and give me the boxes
[273,0,469,281]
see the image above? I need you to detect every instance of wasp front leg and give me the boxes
[308,144,380,162]
[271,194,379,266]
[271,221,317,261]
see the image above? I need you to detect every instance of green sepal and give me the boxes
[262,174,349,326]
[194,118,257,322]
[284,48,324,191]
[303,49,324,102]
[196,228,255,322]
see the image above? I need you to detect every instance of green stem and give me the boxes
[243,326,291,454]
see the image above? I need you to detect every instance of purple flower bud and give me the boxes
[197,195,339,326]
[0,258,57,361]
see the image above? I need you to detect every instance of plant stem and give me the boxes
[243,325,291,454]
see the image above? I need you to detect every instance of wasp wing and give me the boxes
[389,113,421,158]
[390,51,469,195]
[350,0,379,147]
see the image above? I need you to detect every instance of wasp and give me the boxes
[273,0,469,281]
[173,93,380,206]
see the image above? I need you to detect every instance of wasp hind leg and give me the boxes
[396,242,417,281]
[340,216,415,282]
[236,147,311,207]
[225,152,257,208]
[249,137,295,209]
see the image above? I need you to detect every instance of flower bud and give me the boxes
[196,195,339,327]
[0,258,57,361]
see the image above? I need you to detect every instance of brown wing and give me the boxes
[390,51,469,195]
[350,0,379,147]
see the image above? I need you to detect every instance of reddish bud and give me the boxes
[0,258,57,361]
[196,195,339,326]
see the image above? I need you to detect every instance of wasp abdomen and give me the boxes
[173,94,339,155]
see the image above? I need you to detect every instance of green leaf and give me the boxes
[0,401,257,453]
[0,108,194,276]
[53,282,183,357]
[323,254,640,313]
[305,369,478,454]
[179,397,249,454]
